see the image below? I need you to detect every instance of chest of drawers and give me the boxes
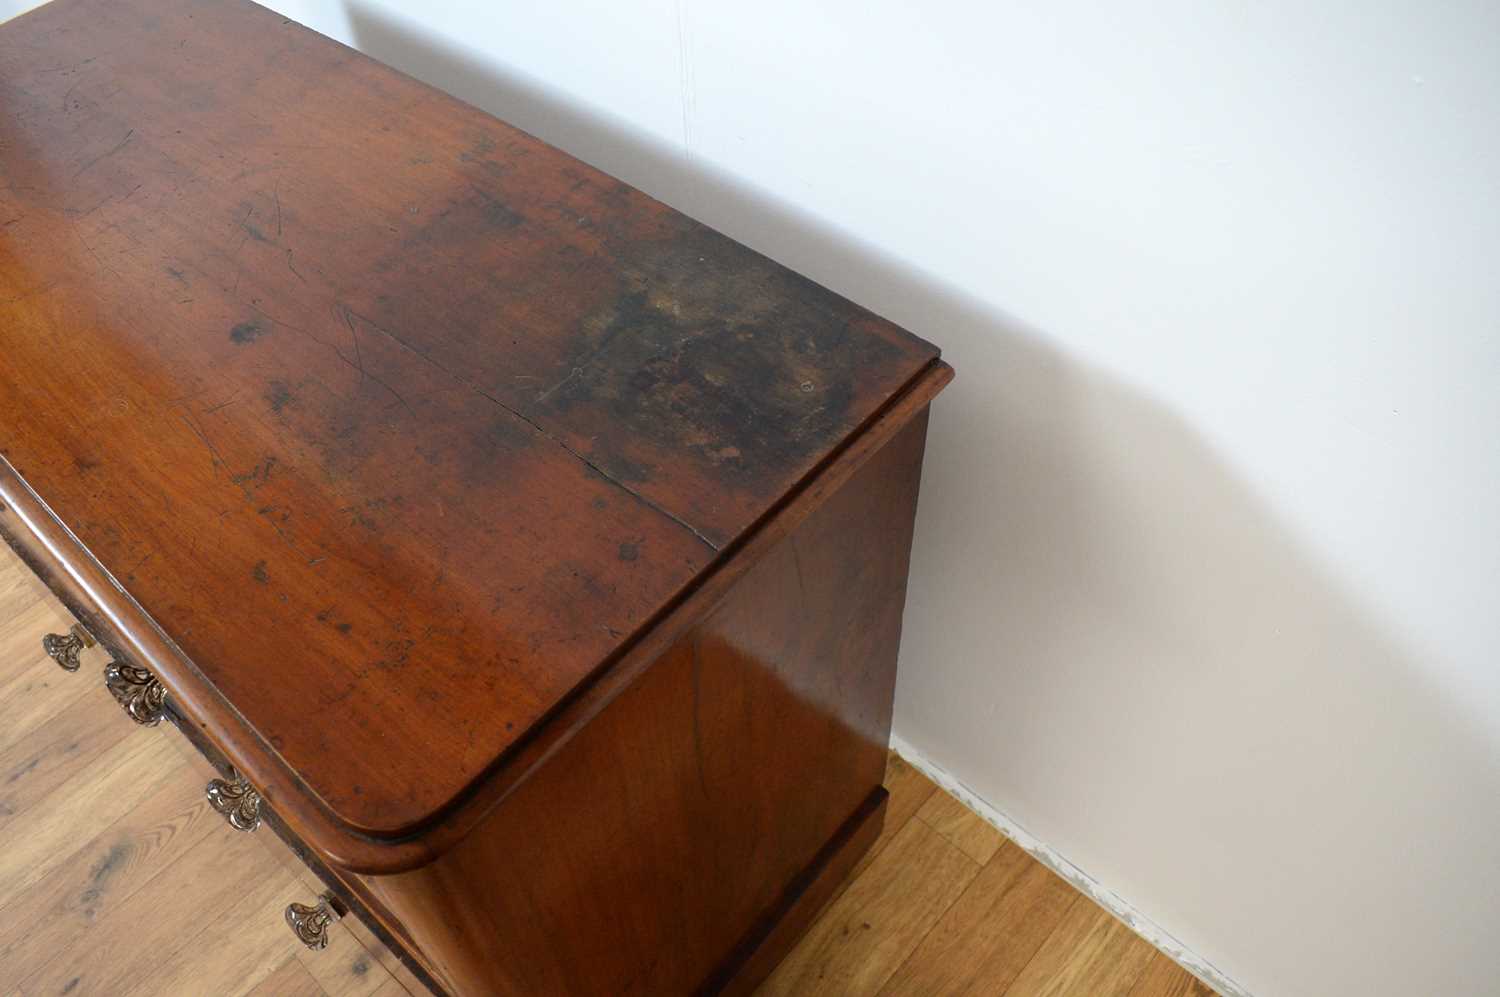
[0,0,953,992]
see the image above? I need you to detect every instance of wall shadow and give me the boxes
[343,7,1500,996]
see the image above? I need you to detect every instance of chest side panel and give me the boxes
[360,407,935,994]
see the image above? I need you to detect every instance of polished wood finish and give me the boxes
[0,0,939,845]
[0,0,957,990]
[0,549,1218,995]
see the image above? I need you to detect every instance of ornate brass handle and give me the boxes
[206,770,263,832]
[286,892,344,950]
[42,624,95,672]
[103,660,166,726]
[42,621,167,727]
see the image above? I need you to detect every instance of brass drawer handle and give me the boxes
[42,624,95,672]
[103,660,166,726]
[286,891,344,950]
[206,770,263,832]
[40,623,167,728]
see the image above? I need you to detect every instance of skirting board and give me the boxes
[888,733,1251,997]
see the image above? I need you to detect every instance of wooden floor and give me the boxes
[0,545,1213,996]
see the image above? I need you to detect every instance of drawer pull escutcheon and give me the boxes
[206,771,263,832]
[103,661,166,726]
[42,624,95,672]
[286,892,344,950]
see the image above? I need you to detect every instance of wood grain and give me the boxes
[0,732,182,902]
[1001,898,1159,997]
[0,777,217,978]
[19,815,279,995]
[1128,952,1219,997]
[876,842,1078,996]
[114,865,304,997]
[915,788,1007,865]
[244,958,329,997]
[0,691,135,834]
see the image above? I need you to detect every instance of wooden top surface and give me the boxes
[0,0,939,837]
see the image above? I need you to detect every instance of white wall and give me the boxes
[7,1,1498,994]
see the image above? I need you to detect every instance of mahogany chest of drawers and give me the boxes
[0,0,953,992]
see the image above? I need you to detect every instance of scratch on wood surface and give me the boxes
[790,537,808,604]
[337,306,412,415]
[179,414,226,476]
[284,248,306,282]
[73,129,133,178]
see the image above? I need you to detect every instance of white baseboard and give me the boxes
[888,733,1251,997]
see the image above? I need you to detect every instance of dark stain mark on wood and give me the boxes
[545,228,903,491]
[316,608,354,636]
[229,320,264,345]
[618,541,638,562]
[231,457,277,492]
[265,381,293,413]
[252,560,270,584]
[479,197,522,230]
[466,135,497,156]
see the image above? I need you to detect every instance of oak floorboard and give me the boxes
[1127,951,1219,997]
[876,841,1079,996]
[914,788,1006,865]
[0,691,136,836]
[0,776,218,982]
[757,818,980,996]
[0,731,182,903]
[1001,897,1159,997]
[16,818,272,995]
[114,864,305,997]
[243,957,330,997]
